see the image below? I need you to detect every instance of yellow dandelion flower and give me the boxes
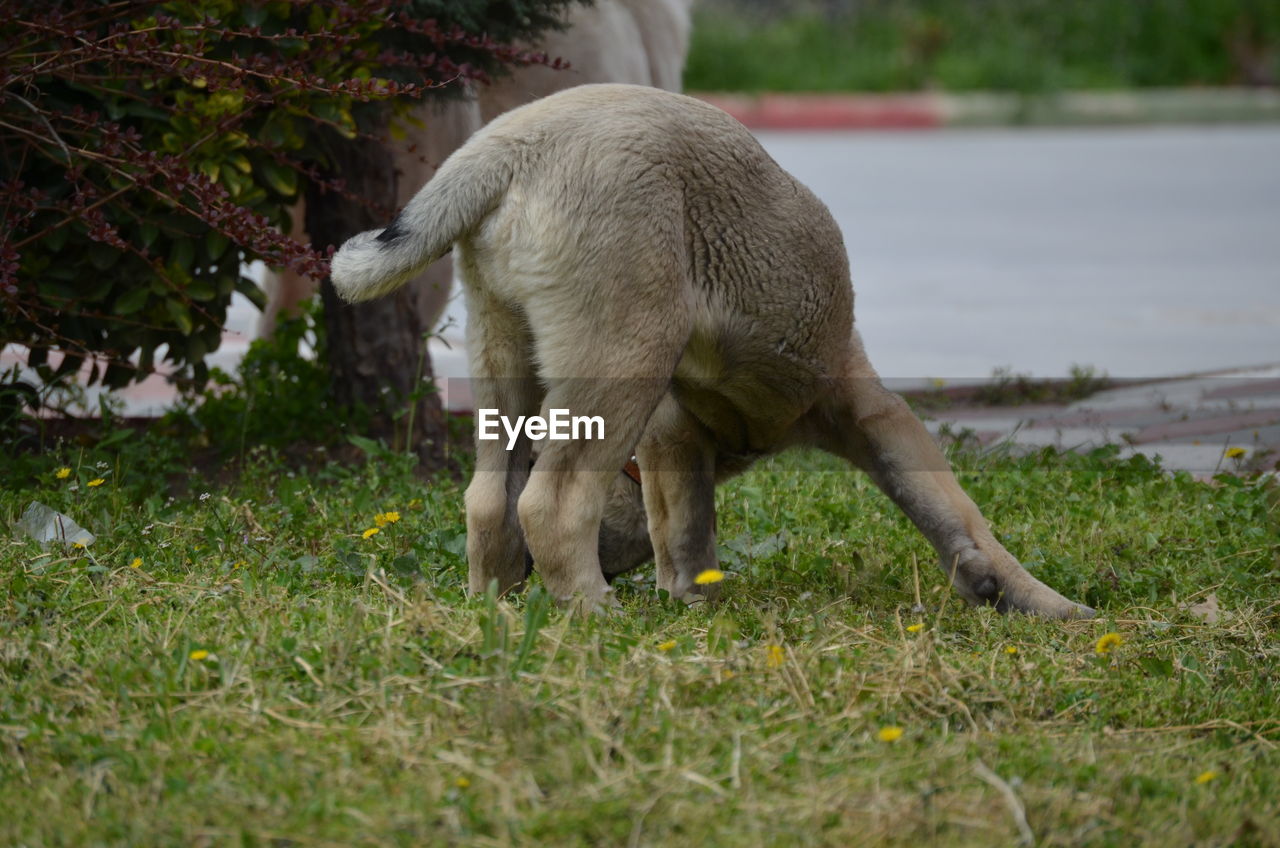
[906,623,925,633]
[129,557,142,569]
[1005,645,1019,655]
[1195,770,1219,785]
[189,649,209,661]
[877,726,904,743]
[71,541,86,550]
[765,644,784,668]
[373,513,388,527]
[694,569,725,585]
[86,478,105,488]
[455,777,471,789]
[362,527,380,540]
[233,560,246,570]
[1225,447,1246,459]
[657,640,677,652]
[55,467,71,479]
[382,511,401,524]
[1095,632,1124,655]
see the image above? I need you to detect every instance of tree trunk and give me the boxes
[305,124,446,470]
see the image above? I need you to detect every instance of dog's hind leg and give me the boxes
[808,344,1093,619]
[515,299,690,608]
[634,393,719,602]
[463,289,541,596]
[518,370,681,607]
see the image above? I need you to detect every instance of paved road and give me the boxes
[756,125,1280,381]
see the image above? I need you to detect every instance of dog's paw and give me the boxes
[554,586,622,617]
[947,547,1093,620]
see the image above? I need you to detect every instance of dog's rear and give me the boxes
[332,84,844,602]
[331,84,1092,619]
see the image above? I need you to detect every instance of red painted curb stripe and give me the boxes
[696,93,944,130]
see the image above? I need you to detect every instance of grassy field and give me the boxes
[685,0,1280,93]
[2,423,1278,845]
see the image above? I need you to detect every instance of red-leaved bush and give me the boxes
[0,0,572,391]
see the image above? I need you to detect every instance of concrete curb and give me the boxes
[694,88,1280,131]
[915,363,1280,478]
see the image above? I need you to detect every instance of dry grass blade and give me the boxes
[973,760,1035,846]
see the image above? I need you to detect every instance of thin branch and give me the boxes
[3,91,73,164]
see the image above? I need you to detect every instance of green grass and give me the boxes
[2,433,1278,845]
[685,0,1280,93]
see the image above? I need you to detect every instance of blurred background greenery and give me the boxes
[685,0,1280,92]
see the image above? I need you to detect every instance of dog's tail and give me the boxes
[329,141,512,303]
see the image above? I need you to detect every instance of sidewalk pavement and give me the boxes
[912,365,1280,478]
[696,88,1280,131]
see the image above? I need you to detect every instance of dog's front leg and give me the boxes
[813,361,1093,619]
[635,394,720,603]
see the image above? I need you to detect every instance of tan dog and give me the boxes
[258,0,693,337]
[331,84,1093,619]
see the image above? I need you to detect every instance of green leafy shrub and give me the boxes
[168,301,360,456]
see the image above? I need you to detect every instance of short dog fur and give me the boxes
[331,84,1092,618]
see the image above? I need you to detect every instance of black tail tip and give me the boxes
[375,214,407,244]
